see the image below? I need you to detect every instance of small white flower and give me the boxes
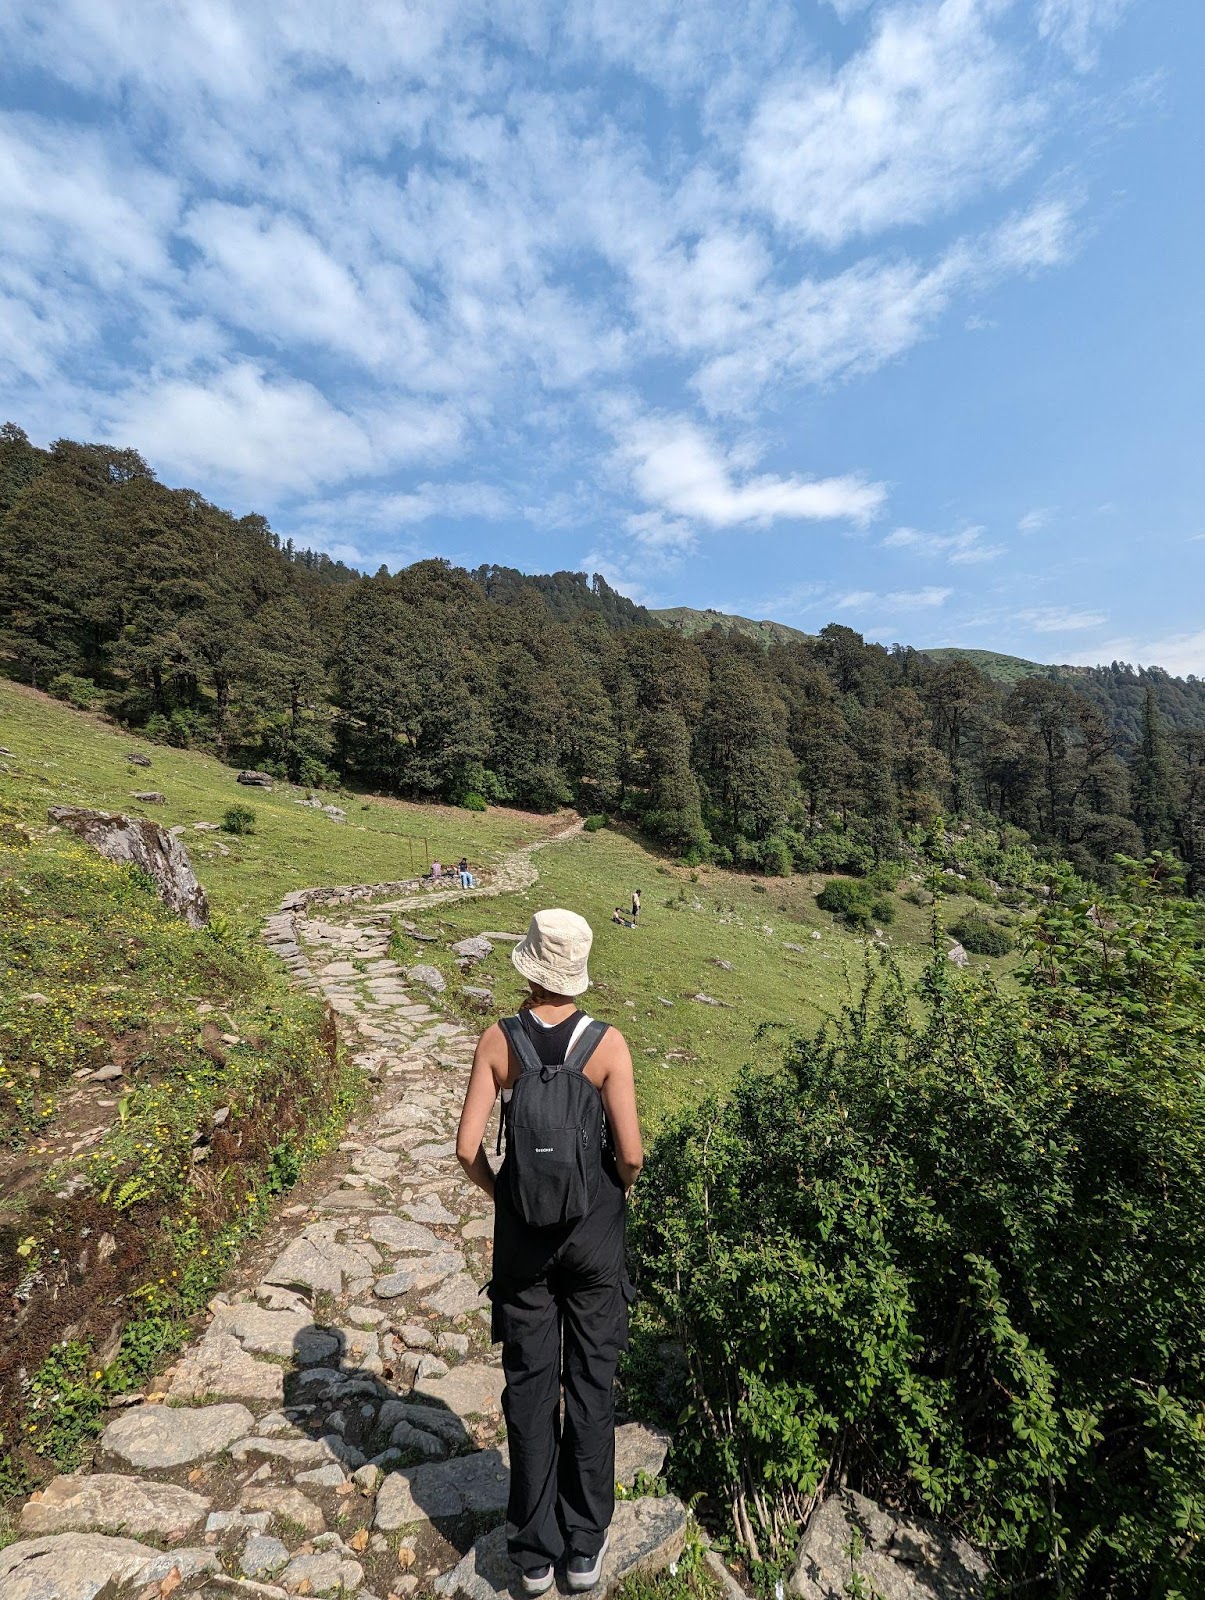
[669,1562,678,1577]
[775,1583,784,1600]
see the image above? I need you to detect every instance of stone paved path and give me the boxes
[4,823,681,1600]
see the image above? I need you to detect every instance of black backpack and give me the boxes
[497,1013,610,1229]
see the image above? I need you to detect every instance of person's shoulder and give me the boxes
[592,1020,630,1059]
[476,1018,510,1054]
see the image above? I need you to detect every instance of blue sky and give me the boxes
[2,0,1202,671]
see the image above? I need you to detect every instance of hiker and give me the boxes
[459,856,474,888]
[611,906,631,927]
[630,889,641,922]
[455,909,644,1596]
[430,859,442,882]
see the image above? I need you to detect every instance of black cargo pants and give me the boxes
[490,1161,632,1574]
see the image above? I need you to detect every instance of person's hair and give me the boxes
[528,980,573,1004]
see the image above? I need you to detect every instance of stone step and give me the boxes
[435,1494,689,1600]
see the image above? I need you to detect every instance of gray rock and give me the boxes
[242,1533,291,1577]
[88,1062,122,1082]
[423,1272,485,1319]
[279,1552,365,1595]
[296,1463,349,1488]
[131,790,167,804]
[691,993,720,1005]
[615,1422,670,1487]
[18,1472,210,1541]
[237,770,274,787]
[168,1332,286,1403]
[788,1490,990,1600]
[47,806,209,927]
[321,805,347,820]
[711,957,734,970]
[451,936,493,960]
[946,943,969,968]
[240,1485,325,1535]
[412,1362,506,1417]
[264,1235,367,1297]
[126,752,152,767]
[783,942,808,953]
[364,1216,443,1255]
[388,1420,448,1459]
[100,1401,254,1469]
[206,1510,271,1534]
[379,1402,473,1451]
[435,1495,688,1600]
[0,1533,218,1600]
[375,1252,464,1299]
[212,1302,341,1362]
[374,1448,511,1529]
[407,964,447,993]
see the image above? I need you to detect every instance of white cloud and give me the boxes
[837,585,953,609]
[1016,604,1107,632]
[296,482,512,529]
[881,524,1003,563]
[744,0,1042,248]
[614,411,887,528]
[1036,0,1130,71]
[1062,628,1205,678]
[1018,507,1050,533]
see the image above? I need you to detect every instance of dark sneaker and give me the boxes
[566,1534,611,1592]
[522,1566,555,1597]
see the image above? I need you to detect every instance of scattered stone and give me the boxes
[279,1551,366,1595]
[946,943,969,968]
[48,806,209,927]
[380,1403,472,1452]
[88,1063,122,1082]
[126,752,152,767]
[295,1463,349,1489]
[691,993,720,1006]
[194,821,221,831]
[460,1217,492,1241]
[422,1272,483,1318]
[131,790,167,804]
[0,1533,220,1600]
[264,1235,367,1297]
[18,1473,210,1541]
[436,1495,688,1600]
[451,936,493,960]
[655,997,674,1007]
[322,805,347,820]
[783,942,808,953]
[437,1331,470,1359]
[788,1489,990,1600]
[242,1534,290,1579]
[399,1323,435,1349]
[710,957,734,970]
[413,1362,506,1417]
[615,1422,671,1487]
[206,1510,271,1535]
[375,1253,464,1299]
[365,1217,442,1254]
[237,770,274,787]
[100,1402,254,1470]
[211,1303,341,1363]
[407,964,447,993]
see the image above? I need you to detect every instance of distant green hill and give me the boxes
[654,606,812,647]
[918,646,1053,684]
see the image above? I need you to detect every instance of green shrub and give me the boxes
[583,814,608,832]
[949,912,1014,956]
[757,834,793,878]
[633,861,1205,1596]
[460,791,488,812]
[221,805,257,835]
[866,861,905,893]
[816,877,895,929]
[48,672,100,710]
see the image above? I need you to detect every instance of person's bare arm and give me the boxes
[598,1031,643,1191]
[456,1025,505,1199]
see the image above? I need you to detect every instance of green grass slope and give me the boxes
[0,681,562,921]
[654,606,812,648]
[917,646,1051,683]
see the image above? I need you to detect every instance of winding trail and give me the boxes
[4,818,682,1600]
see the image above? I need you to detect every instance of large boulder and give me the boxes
[19,1472,210,1541]
[0,1533,216,1600]
[47,807,209,927]
[237,770,274,787]
[789,1490,990,1600]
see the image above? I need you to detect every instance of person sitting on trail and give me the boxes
[456,909,644,1596]
[430,859,442,881]
[459,856,474,888]
[630,889,641,922]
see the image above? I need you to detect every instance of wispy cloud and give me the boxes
[1062,626,1205,677]
[837,586,953,611]
[881,525,1003,564]
[1018,507,1050,533]
[1036,0,1131,71]
[1016,604,1107,633]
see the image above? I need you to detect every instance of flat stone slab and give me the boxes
[19,1472,210,1541]
[615,1423,671,1488]
[100,1402,254,1470]
[435,1495,689,1600]
[423,1271,486,1318]
[264,1234,367,1296]
[375,1448,511,1529]
[789,1489,990,1600]
[0,1532,217,1600]
[365,1216,443,1252]
[212,1303,341,1363]
[169,1331,286,1403]
[451,936,493,959]
[375,1251,464,1298]
[408,964,447,992]
[413,1362,506,1417]
[279,1551,365,1594]
[240,1485,325,1536]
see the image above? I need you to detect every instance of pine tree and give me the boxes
[1131,686,1182,851]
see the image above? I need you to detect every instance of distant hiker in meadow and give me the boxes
[456,908,644,1595]
[611,906,633,927]
[430,859,442,881]
[459,855,475,887]
[630,889,641,922]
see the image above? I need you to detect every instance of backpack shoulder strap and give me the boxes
[499,1014,544,1077]
[564,1018,610,1076]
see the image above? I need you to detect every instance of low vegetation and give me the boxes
[632,859,1205,1598]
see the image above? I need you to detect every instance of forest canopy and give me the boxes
[2,423,1204,893]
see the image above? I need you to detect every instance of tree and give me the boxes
[1130,686,1182,852]
[641,706,709,855]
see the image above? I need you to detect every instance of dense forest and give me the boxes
[2,423,1204,892]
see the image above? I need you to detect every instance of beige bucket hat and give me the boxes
[511,908,593,996]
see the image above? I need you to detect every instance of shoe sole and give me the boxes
[522,1573,555,1597]
[566,1533,611,1592]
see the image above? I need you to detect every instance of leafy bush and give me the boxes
[757,834,793,878]
[949,912,1014,956]
[816,877,895,929]
[48,672,100,710]
[222,805,257,835]
[460,791,488,812]
[583,814,608,832]
[633,861,1205,1597]
[866,861,905,893]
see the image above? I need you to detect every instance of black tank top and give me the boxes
[516,1008,587,1066]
